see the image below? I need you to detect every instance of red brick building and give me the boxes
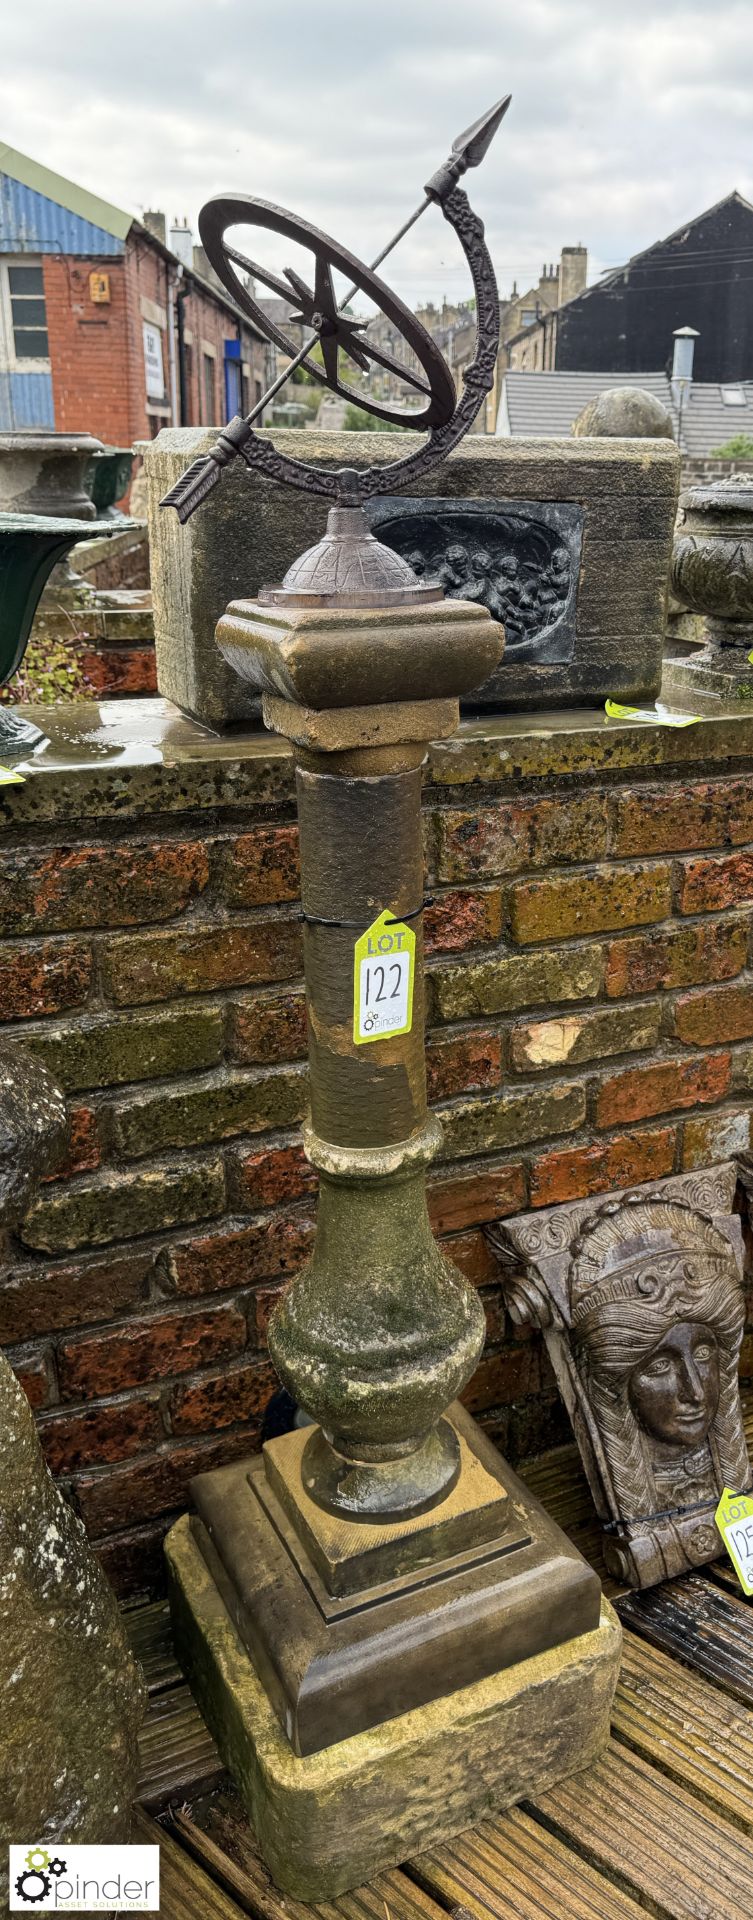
[0,143,267,441]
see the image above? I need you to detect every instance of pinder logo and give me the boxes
[9,1844,160,1911]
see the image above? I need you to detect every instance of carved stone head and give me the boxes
[491,1166,752,1588]
[568,1194,747,1518]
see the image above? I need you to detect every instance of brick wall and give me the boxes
[43,233,264,450]
[681,457,753,489]
[2,705,753,1599]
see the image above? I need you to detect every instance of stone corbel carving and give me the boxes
[488,1165,752,1589]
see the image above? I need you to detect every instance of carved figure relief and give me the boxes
[490,1165,752,1588]
[367,496,583,666]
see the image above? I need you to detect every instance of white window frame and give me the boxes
[0,257,51,373]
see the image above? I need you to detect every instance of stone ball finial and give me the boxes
[572,388,675,440]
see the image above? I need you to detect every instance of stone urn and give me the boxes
[671,476,753,649]
[0,430,104,520]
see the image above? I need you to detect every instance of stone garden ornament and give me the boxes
[161,96,621,1901]
[492,1165,752,1589]
[0,1048,144,1894]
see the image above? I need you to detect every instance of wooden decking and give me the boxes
[129,1424,753,1920]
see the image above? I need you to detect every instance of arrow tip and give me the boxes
[452,94,512,169]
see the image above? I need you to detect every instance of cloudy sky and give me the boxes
[0,0,751,308]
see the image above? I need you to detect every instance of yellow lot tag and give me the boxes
[0,764,25,784]
[354,909,415,1045]
[604,699,699,728]
[715,1488,753,1595]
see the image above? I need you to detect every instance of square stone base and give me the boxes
[165,1513,621,1901]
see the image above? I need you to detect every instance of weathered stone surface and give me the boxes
[166,1513,620,1901]
[510,865,671,944]
[0,1047,67,1227]
[0,1357,144,1873]
[146,428,678,722]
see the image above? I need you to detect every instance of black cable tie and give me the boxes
[297,899,433,930]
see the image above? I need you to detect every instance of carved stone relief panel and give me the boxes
[366,496,583,674]
[489,1164,752,1589]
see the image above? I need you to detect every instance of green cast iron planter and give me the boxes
[0,513,120,750]
[86,447,135,517]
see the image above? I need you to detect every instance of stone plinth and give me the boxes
[145,430,679,725]
[167,1508,620,1900]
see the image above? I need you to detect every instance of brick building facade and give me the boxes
[1,703,753,1598]
[0,143,266,441]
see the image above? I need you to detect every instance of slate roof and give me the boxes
[497,369,753,455]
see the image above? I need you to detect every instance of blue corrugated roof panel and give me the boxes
[0,370,54,429]
[0,174,125,256]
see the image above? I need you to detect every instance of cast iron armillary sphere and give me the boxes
[161,94,510,522]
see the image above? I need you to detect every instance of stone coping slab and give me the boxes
[2,694,753,823]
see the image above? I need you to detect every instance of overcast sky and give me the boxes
[1,0,751,309]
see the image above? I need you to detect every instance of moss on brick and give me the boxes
[112,1066,308,1158]
[431,945,603,1022]
[439,1081,586,1161]
[510,865,671,945]
[20,1157,226,1254]
[21,1006,224,1091]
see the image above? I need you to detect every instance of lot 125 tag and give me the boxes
[715,1487,753,1595]
[354,909,415,1045]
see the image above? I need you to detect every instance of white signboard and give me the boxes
[142,321,165,400]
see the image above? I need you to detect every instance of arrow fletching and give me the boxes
[160,454,223,523]
[452,95,511,172]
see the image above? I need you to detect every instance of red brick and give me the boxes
[530,1126,676,1208]
[433,793,607,881]
[169,1355,278,1434]
[596,1053,731,1129]
[426,1162,526,1235]
[461,1342,541,1414]
[73,1428,262,1536]
[102,920,302,1005]
[439,1228,501,1287]
[677,852,753,915]
[606,918,748,997]
[0,841,209,934]
[11,1350,55,1409]
[227,1143,317,1209]
[228,990,307,1065]
[254,1279,290,1344]
[164,1210,316,1296]
[674,982,753,1046]
[58,1303,247,1398]
[80,646,157,695]
[426,1027,502,1102]
[95,1517,173,1600]
[38,1394,163,1472]
[0,941,92,1021]
[424,889,502,955]
[44,1105,100,1181]
[612,782,733,856]
[510,1003,659,1072]
[219,826,300,907]
[0,1247,154,1344]
[510,866,671,945]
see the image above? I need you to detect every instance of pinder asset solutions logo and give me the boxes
[9,1844,160,1911]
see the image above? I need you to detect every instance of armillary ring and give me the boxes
[200,197,456,433]
[161,95,509,520]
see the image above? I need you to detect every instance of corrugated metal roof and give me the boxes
[498,370,753,456]
[0,171,125,255]
[0,142,131,242]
